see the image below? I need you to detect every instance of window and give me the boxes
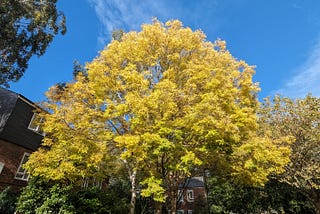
[178,189,184,202]
[28,113,44,135]
[0,162,4,174]
[187,190,194,202]
[82,177,103,189]
[187,210,193,214]
[15,153,30,181]
[177,210,184,214]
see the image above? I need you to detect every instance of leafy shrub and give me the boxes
[0,187,18,214]
[16,177,131,214]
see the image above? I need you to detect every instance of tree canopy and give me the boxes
[260,95,320,212]
[25,20,290,213]
[0,0,66,87]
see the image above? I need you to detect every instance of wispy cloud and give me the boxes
[87,0,220,48]
[87,0,170,47]
[277,38,320,98]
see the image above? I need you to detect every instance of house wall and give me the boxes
[0,139,32,192]
[178,186,208,213]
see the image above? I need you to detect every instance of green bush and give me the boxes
[16,177,131,214]
[0,187,18,214]
[207,177,315,213]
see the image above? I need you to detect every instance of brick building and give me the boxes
[0,88,43,191]
[175,176,208,214]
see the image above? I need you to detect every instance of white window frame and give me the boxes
[28,113,44,135]
[15,153,30,181]
[187,189,194,202]
[177,210,184,214]
[82,177,89,188]
[178,189,184,202]
[82,177,103,190]
[92,177,103,189]
[0,162,4,174]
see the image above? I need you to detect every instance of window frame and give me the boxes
[187,189,194,202]
[28,113,44,135]
[82,177,103,190]
[0,162,4,174]
[178,189,184,202]
[14,153,30,181]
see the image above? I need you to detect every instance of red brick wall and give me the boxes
[0,139,33,192]
[177,187,208,212]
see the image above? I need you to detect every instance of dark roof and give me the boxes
[0,88,19,133]
[179,176,205,188]
[0,87,42,151]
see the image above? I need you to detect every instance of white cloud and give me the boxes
[87,0,220,48]
[277,39,320,98]
[87,0,170,47]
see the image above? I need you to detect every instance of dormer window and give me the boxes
[28,113,44,135]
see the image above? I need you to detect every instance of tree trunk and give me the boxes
[171,201,177,214]
[155,201,163,214]
[308,189,320,214]
[129,170,137,214]
[170,190,178,214]
[312,199,320,214]
[312,200,320,214]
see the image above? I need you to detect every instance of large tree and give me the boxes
[26,20,290,214]
[260,95,320,213]
[0,0,66,86]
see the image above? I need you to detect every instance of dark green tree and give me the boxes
[0,0,66,87]
[0,187,18,214]
[207,176,315,213]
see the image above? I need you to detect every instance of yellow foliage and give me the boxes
[25,19,290,202]
[25,76,115,183]
[231,136,291,186]
[140,176,166,202]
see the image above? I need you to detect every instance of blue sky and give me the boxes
[10,0,320,102]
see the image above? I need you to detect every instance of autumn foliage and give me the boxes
[25,20,291,212]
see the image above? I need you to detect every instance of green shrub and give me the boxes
[16,177,131,214]
[0,187,18,214]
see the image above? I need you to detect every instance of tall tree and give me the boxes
[0,0,66,87]
[260,95,320,213]
[25,20,290,214]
